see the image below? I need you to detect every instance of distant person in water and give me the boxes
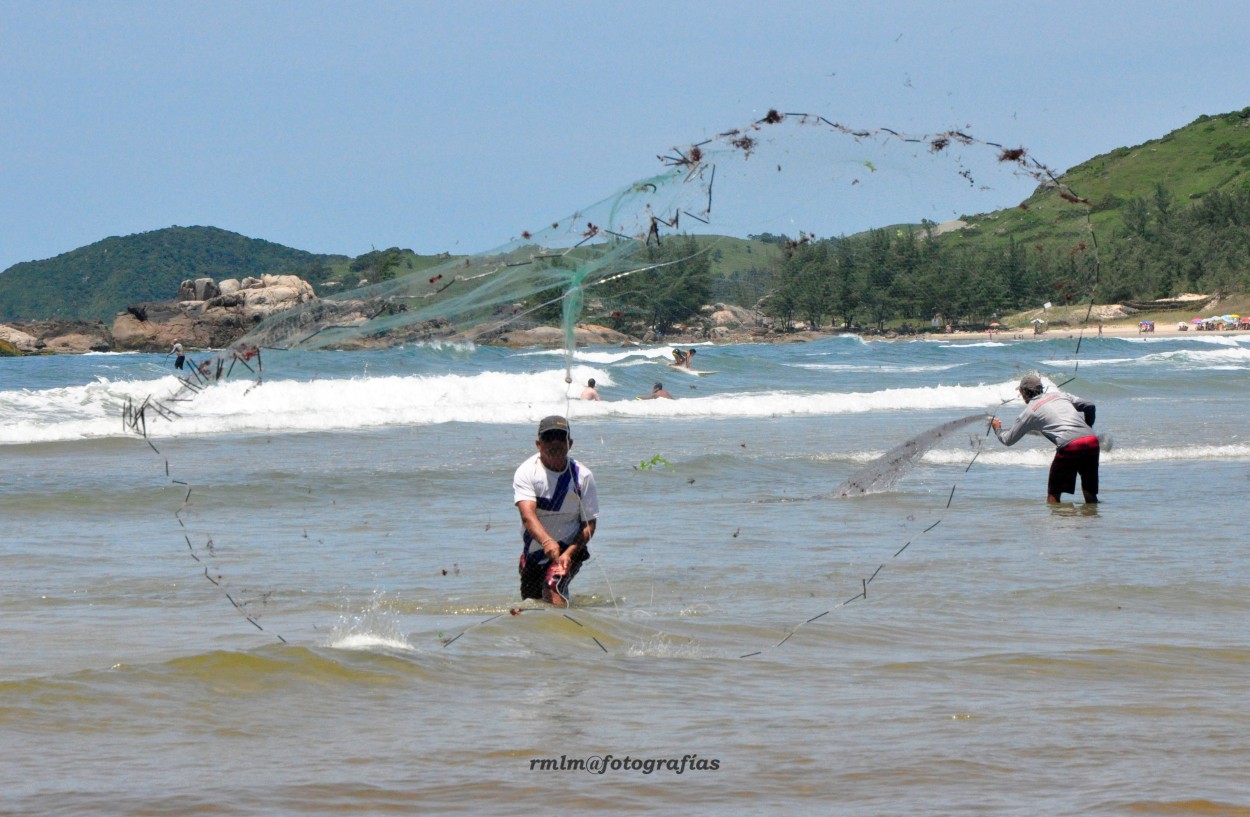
[170,340,185,370]
[991,373,1099,504]
[640,382,673,399]
[669,348,697,369]
[513,415,598,606]
[580,378,601,401]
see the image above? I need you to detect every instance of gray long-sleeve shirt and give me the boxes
[995,391,1096,449]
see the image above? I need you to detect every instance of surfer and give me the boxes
[639,382,673,399]
[991,373,1099,504]
[169,340,185,370]
[669,348,697,369]
[580,378,601,401]
[513,416,599,606]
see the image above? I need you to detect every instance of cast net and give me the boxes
[235,110,1099,378]
[126,108,1105,653]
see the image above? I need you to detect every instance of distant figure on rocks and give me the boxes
[580,378,601,401]
[169,340,185,370]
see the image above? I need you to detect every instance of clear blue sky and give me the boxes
[2,0,1248,272]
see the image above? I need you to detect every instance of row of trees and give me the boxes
[462,180,1250,336]
[609,180,1250,333]
[759,226,1096,331]
[1101,184,1250,301]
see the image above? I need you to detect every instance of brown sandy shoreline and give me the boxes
[659,319,1245,348]
[934,319,1246,343]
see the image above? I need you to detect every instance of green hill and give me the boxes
[0,226,352,322]
[944,107,1250,298]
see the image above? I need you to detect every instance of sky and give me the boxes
[3,0,1250,273]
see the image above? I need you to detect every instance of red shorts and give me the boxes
[1049,436,1099,499]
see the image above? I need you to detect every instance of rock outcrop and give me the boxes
[0,320,113,354]
[490,323,634,348]
[702,302,760,328]
[10,275,769,354]
[113,274,318,352]
[178,277,222,302]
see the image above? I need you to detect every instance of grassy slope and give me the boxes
[951,108,1250,251]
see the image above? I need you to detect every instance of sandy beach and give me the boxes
[944,319,1246,342]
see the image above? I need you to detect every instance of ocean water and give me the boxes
[2,333,1249,816]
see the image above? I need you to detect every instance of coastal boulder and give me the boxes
[113,274,317,351]
[490,323,633,348]
[2,320,113,353]
[704,303,759,328]
[0,324,40,353]
[112,302,250,351]
[239,274,316,317]
[178,277,221,302]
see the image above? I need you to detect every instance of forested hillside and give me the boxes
[0,227,348,321]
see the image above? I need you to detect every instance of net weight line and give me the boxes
[124,346,287,644]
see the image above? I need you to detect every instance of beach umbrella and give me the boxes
[1030,318,1046,324]
[990,322,1000,327]
[1191,318,1204,324]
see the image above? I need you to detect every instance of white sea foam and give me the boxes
[1121,334,1249,346]
[330,633,416,652]
[0,369,1024,444]
[921,443,1250,465]
[519,343,713,365]
[788,362,960,373]
[939,341,1010,348]
[1045,346,1250,369]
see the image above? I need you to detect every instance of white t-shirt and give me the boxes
[513,453,599,556]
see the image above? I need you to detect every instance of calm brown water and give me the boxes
[3,339,1249,815]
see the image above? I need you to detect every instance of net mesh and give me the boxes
[236,111,1097,377]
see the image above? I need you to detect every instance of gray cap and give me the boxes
[1019,373,1043,391]
[537,415,570,436]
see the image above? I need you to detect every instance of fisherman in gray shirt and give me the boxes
[991,373,1100,504]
